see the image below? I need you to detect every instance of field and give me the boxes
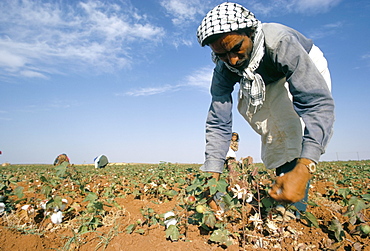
[0,160,369,251]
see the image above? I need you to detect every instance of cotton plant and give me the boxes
[39,198,68,224]
[231,184,253,202]
[249,213,263,228]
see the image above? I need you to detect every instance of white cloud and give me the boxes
[120,66,213,97]
[293,0,342,13]
[184,66,213,91]
[307,21,343,39]
[119,85,181,97]
[0,0,165,79]
[245,0,342,16]
[160,0,209,26]
[20,70,48,79]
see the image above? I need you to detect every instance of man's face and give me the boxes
[209,32,253,69]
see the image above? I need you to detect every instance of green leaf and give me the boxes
[55,164,67,177]
[328,218,345,242]
[210,229,232,246]
[203,212,216,229]
[261,197,274,208]
[112,200,122,209]
[164,190,178,198]
[40,176,48,183]
[361,194,370,201]
[41,185,52,198]
[206,178,228,195]
[165,225,180,241]
[126,224,136,234]
[186,178,203,192]
[352,199,366,214]
[338,188,351,198]
[83,192,98,202]
[302,212,319,228]
[13,186,24,199]
[78,225,89,234]
[93,201,104,210]
[46,196,63,211]
[135,229,145,234]
[307,200,319,207]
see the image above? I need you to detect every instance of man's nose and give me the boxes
[227,52,239,66]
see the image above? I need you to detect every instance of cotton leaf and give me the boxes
[328,218,345,242]
[14,186,24,199]
[83,192,98,202]
[165,225,179,241]
[210,229,232,246]
[126,224,136,234]
[302,212,319,228]
[203,212,216,229]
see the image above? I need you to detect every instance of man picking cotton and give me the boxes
[197,2,334,216]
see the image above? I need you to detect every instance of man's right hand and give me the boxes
[269,158,313,203]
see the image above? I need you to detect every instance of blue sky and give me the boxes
[1,0,369,165]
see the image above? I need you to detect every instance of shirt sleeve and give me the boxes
[200,60,238,173]
[272,35,335,163]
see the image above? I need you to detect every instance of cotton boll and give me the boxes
[21,205,30,210]
[163,211,177,228]
[51,211,63,224]
[40,200,48,210]
[0,202,5,213]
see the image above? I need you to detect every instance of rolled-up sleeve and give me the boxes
[200,61,238,173]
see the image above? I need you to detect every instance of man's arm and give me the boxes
[200,61,238,173]
[273,35,335,163]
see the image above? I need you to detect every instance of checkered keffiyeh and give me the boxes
[198,2,266,114]
[197,2,259,46]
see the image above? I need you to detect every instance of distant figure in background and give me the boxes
[94,155,109,168]
[53,153,70,167]
[226,132,239,162]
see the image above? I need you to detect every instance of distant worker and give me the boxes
[94,155,109,168]
[226,132,239,162]
[53,153,70,167]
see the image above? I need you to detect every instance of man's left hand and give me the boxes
[269,158,313,203]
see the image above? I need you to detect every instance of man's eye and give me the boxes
[231,45,242,53]
[215,53,227,58]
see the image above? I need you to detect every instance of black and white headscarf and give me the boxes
[197,2,266,114]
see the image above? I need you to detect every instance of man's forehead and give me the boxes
[210,33,245,51]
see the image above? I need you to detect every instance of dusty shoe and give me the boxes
[213,192,229,221]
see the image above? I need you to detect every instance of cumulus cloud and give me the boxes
[292,0,342,13]
[184,66,213,91]
[244,0,342,16]
[119,85,181,97]
[120,66,213,97]
[0,0,165,79]
[160,0,210,26]
[307,21,343,39]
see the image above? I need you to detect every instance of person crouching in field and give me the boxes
[196,2,334,218]
[53,153,70,167]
